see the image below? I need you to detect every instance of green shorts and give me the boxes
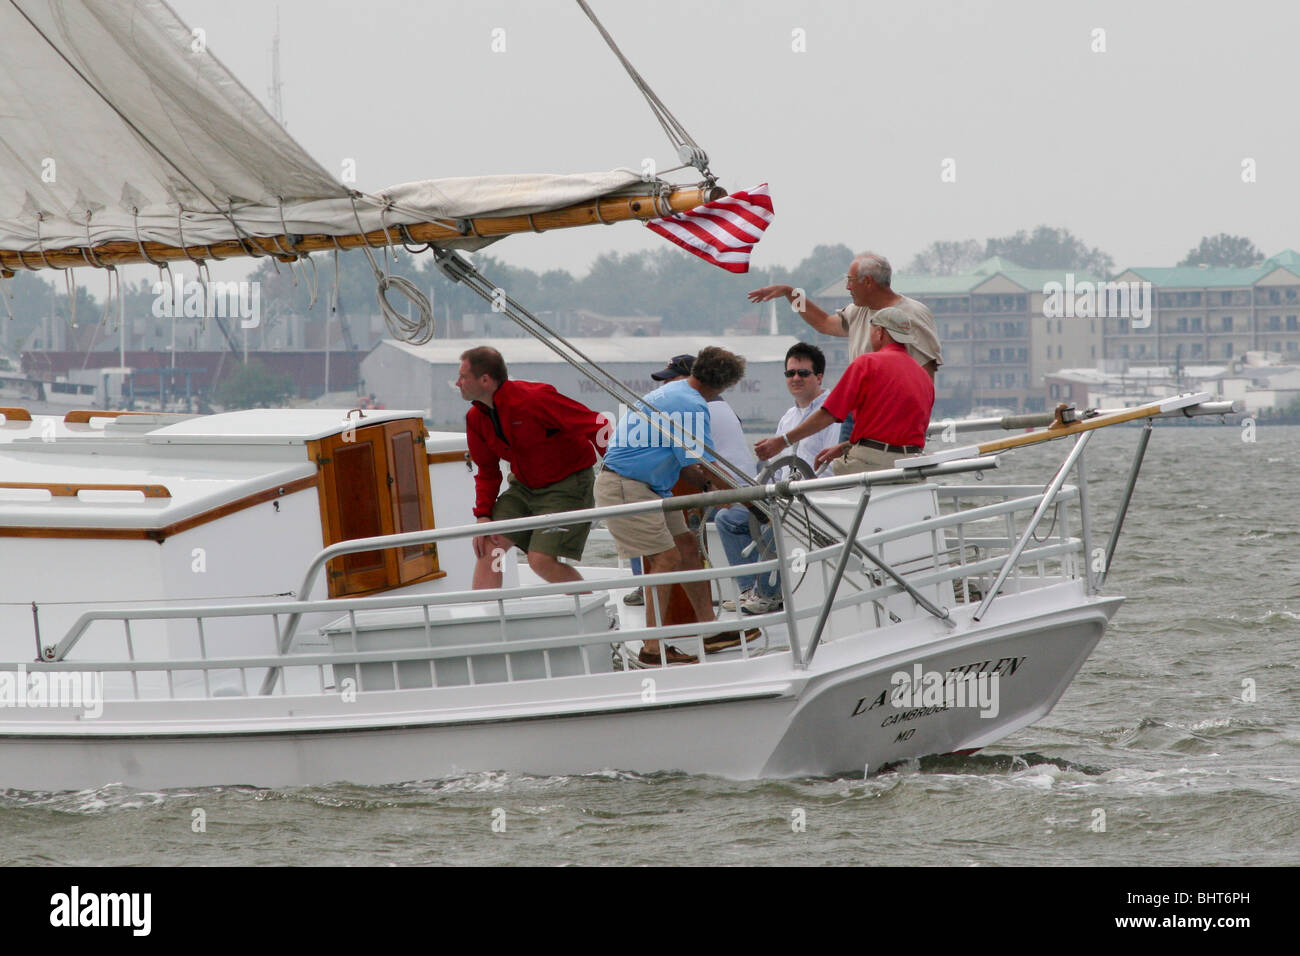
[491,467,595,561]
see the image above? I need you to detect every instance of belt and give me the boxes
[855,438,922,454]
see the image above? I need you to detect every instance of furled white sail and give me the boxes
[0,0,645,258]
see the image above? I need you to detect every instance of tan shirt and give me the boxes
[837,296,943,368]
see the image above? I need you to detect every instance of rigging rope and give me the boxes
[80,267,118,370]
[434,247,776,503]
[348,195,435,345]
[64,267,76,330]
[0,270,15,322]
[575,0,713,180]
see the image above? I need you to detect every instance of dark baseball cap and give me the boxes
[650,354,695,380]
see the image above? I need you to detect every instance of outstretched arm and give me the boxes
[754,408,837,461]
[747,284,847,338]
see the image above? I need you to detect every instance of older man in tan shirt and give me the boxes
[748,251,942,460]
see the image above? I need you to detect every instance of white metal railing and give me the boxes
[5,397,1212,706]
[14,459,1099,703]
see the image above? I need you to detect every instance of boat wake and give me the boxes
[0,783,181,814]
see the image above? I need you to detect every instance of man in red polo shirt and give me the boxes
[754,307,933,473]
[457,346,610,589]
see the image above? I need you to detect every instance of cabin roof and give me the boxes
[0,409,464,530]
[145,408,427,444]
[0,441,316,529]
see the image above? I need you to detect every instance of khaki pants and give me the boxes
[594,468,687,560]
[831,443,923,481]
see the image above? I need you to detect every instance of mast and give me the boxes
[268,7,285,128]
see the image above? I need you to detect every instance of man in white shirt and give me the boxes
[714,343,841,615]
[706,397,758,479]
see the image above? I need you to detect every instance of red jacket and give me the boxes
[466,379,609,517]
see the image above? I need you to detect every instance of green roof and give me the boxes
[817,251,1300,300]
[815,272,987,297]
[968,255,1021,275]
[1264,249,1300,270]
[891,273,985,295]
[999,267,1103,289]
[1121,251,1300,288]
[1123,265,1269,288]
[817,258,1106,298]
[895,257,1103,296]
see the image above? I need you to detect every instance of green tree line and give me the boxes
[1,228,1271,350]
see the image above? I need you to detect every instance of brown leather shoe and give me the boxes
[703,628,763,655]
[637,644,699,666]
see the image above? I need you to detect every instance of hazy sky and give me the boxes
[158,0,1300,284]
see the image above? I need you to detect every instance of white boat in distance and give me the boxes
[0,2,1241,789]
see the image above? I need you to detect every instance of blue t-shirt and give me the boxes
[603,380,715,496]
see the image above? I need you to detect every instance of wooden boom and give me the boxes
[906,393,1216,468]
[0,184,721,276]
[972,395,1210,454]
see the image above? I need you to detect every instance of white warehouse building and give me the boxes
[361,336,817,431]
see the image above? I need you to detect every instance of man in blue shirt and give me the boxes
[596,346,749,666]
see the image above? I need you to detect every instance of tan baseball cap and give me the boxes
[869,306,917,344]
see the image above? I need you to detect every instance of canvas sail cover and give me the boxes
[0,0,644,259]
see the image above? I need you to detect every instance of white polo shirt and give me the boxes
[776,391,840,477]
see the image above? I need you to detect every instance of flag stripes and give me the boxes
[645,183,773,273]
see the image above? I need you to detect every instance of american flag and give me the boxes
[645,183,773,273]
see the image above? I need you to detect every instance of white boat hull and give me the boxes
[0,585,1121,790]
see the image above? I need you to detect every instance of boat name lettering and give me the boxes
[849,656,1026,720]
[890,665,1001,719]
[881,704,949,727]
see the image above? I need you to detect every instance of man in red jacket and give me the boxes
[458,346,610,590]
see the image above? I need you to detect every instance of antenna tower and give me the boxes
[268,8,285,126]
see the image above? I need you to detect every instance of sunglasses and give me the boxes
[784,369,814,378]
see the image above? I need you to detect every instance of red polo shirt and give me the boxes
[822,342,934,448]
[466,379,609,517]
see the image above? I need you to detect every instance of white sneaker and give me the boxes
[721,588,756,612]
[741,594,784,615]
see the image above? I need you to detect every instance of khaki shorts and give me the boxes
[491,467,594,560]
[593,468,687,560]
[831,443,923,480]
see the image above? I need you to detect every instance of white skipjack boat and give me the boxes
[0,1,1239,790]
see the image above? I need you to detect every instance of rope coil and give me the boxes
[348,195,435,345]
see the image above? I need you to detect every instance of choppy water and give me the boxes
[2,424,1297,865]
